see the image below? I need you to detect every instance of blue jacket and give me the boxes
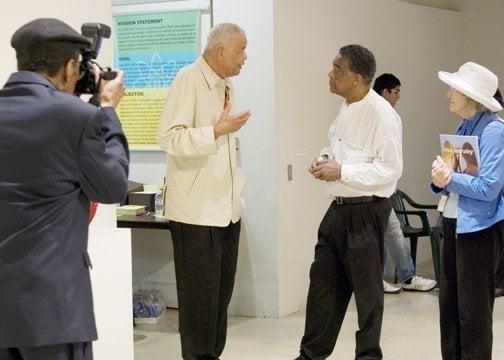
[0,72,129,347]
[433,111,504,234]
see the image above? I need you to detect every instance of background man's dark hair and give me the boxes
[373,73,401,94]
[339,44,376,84]
[494,88,503,108]
[16,42,82,77]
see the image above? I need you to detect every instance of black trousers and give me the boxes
[170,220,240,360]
[440,218,504,360]
[0,343,92,360]
[298,198,391,360]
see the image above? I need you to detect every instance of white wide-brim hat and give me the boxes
[438,62,502,112]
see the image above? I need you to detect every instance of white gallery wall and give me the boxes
[274,0,462,316]
[458,0,504,82]
[212,0,279,317]
[1,0,503,319]
[126,0,278,317]
[1,2,115,84]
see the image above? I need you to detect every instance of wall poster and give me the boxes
[112,1,204,150]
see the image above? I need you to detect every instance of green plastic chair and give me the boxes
[391,189,441,283]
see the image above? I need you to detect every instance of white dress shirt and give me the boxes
[320,89,403,198]
[158,56,245,226]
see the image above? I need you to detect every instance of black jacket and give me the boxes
[0,71,129,347]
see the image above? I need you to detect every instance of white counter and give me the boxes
[88,205,133,360]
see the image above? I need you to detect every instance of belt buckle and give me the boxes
[334,196,344,205]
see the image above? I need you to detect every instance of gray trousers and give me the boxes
[0,343,92,360]
[383,210,415,282]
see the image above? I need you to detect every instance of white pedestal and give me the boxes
[88,204,133,360]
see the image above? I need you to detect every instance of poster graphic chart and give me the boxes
[113,10,200,149]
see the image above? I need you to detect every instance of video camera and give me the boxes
[75,23,117,98]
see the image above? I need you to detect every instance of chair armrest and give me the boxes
[400,192,437,210]
[394,209,431,234]
[410,203,438,210]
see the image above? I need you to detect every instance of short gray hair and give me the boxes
[204,23,244,52]
[460,92,488,112]
[340,44,376,85]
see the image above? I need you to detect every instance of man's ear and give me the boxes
[353,73,363,86]
[63,58,78,83]
[216,46,225,61]
[55,58,80,94]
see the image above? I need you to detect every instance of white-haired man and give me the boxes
[158,23,251,359]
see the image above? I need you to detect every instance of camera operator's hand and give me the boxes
[91,63,101,85]
[99,70,125,108]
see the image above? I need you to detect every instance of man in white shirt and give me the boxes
[158,23,251,360]
[295,45,403,360]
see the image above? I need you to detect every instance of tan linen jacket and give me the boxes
[158,56,245,226]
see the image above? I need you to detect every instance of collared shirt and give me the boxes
[321,89,403,198]
[444,111,504,233]
[158,56,245,227]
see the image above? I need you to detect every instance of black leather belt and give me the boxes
[332,196,381,205]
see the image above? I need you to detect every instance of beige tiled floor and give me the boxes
[134,291,504,359]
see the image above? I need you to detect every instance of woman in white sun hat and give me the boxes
[431,62,504,359]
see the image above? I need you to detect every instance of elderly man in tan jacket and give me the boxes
[158,23,251,360]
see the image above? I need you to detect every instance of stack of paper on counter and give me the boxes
[116,204,146,216]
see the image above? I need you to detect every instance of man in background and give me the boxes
[0,18,129,360]
[158,23,250,360]
[373,73,437,294]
